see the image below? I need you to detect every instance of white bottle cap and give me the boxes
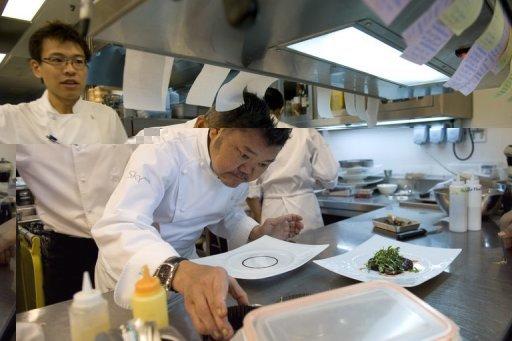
[72,272,103,309]
[466,175,480,186]
[452,175,464,186]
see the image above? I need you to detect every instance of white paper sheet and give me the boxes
[314,235,461,287]
[246,74,277,98]
[192,235,328,280]
[122,49,173,111]
[215,71,276,111]
[344,92,358,117]
[316,87,334,118]
[494,30,512,74]
[354,94,367,122]
[186,64,230,107]
[439,0,484,36]
[363,0,411,26]
[401,20,453,65]
[366,97,380,128]
[445,22,510,95]
[401,0,452,44]
[495,57,512,97]
[343,93,379,126]
[477,2,506,51]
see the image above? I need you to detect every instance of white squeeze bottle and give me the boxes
[467,175,482,231]
[449,175,468,233]
[69,272,111,341]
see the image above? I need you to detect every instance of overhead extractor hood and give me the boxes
[89,0,503,100]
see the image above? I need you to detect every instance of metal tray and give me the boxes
[372,216,420,233]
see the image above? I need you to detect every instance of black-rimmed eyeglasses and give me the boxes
[41,56,88,70]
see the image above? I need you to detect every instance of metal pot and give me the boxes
[433,186,504,216]
[338,159,374,168]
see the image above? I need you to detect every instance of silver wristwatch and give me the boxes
[153,257,187,292]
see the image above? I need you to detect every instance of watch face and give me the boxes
[157,264,172,282]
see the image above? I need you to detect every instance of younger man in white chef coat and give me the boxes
[93,92,303,340]
[0,22,132,304]
[0,21,126,143]
[247,88,338,230]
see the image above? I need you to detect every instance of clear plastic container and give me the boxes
[242,281,459,341]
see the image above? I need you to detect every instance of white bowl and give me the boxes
[377,184,398,195]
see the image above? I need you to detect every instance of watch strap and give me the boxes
[154,256,187,292]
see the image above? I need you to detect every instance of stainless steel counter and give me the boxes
[317,193,392,217]
[17,205,512,340]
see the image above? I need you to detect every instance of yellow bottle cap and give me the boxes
[135,265,161,295]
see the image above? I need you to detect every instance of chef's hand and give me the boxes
[172,260,249,340]
[249,214,304,241]
[499,210,512,233]
[0,218,16,265]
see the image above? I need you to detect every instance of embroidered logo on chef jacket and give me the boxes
[128,170,150,184]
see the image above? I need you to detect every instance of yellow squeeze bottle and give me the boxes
[69,272,111,341]
[131,265,169,329]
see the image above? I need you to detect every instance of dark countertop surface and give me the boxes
[17,205,512,340]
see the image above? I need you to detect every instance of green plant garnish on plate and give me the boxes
[365,246,419,275]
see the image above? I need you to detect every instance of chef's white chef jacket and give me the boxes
[92,128,259,308]
[16,144,134,238]
[129,117,197,144]
[0,91,127,144]
[248,123,338,230]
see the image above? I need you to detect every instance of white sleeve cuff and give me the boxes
[113,242,178,309]
[226,212,258,250]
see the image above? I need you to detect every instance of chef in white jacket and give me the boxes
[0,22,126,144]
[247,88,339,230]
[93,93,302,340]
[2,22,133,304]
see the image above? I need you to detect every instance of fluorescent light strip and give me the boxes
[0,54,5,64]
[288,27,449,87]
[317,117,453,131]
[376,117,453,126]
[1,0,46,21]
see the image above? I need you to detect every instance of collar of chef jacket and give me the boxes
[31,91,102,143]
[36,90,85,116]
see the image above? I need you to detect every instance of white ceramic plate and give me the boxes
[192,235,328,280]
[314,235,461,287]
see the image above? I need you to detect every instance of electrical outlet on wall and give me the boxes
[470,128,486,143]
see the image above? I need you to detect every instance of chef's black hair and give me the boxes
[29,21,91,62]
[207,91,291,146]
[260,127,291,146]
[264,87,284,111]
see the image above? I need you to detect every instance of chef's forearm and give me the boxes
[246,197,262,223]
[248,225,264,241]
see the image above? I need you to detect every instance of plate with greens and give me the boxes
[314,235,461,287]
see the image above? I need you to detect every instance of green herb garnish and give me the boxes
[365,246,419,275]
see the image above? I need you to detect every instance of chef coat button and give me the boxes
[200,161,205,167]
[75,145,81,151]
[112,176,119,182]
[182,169,188,175]
[80,177,86,183]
